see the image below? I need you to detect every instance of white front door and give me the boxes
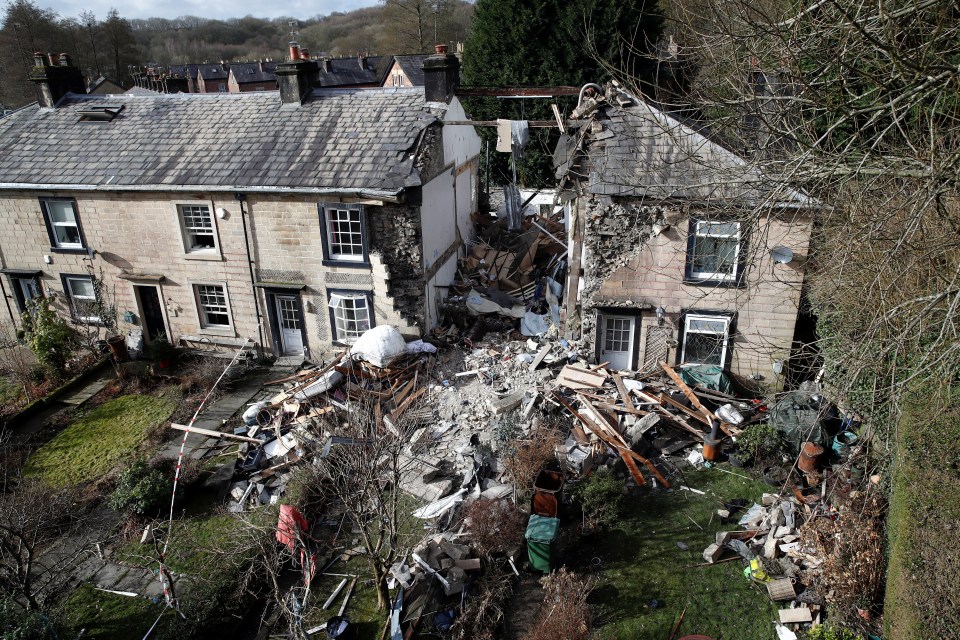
[600,315,635,370]
[275,295,304,356]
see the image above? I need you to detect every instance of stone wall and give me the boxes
[368,203,424,335]
[578,193,813,382]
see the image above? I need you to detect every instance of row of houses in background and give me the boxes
[0,47,816,386]
[129,53,432,94]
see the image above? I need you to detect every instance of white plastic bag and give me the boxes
[350,325,407,368]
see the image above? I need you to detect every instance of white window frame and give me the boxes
[392,72,404,87]
[176,202,221,258]
[321,205,366,263]
[63,275,98,323]
[218,83,226,92]
[689,220,741,282]
[680,313,732,366]
[42,199,85,250]
[328,292,372,344]
[193,283,233,332]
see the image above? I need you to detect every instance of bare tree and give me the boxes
[0,479,84,611]
[594,0,960,412]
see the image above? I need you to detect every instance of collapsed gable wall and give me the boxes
[368,203,424,335]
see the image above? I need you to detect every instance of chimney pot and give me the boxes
[59,53,71,67]
[33,52,45,66]
[289,42,300,61]
[434,44,448,54]
[47,53,58,67]
[300,47,309,60]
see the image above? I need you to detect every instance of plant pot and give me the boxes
[106,335,129,363]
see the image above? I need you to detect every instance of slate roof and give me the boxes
[0,89,439,197]
[196,64,228,81]
[168,64,199,79]
[230,62,278,85]
[392,55,430,86]
[578,94,810,206]
[317,56,390,87]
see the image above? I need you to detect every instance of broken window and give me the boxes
[41,199,85,251]
[62,274,97,323]
[680,313,732,366]
[178,204,217,252]
[328,292,372,343]
[195,284,231,328]
[320,205,367,264]
[687,220,741,282]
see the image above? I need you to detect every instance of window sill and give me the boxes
[50,246,88,255]
[322,259,371,269]
[184,251,223,261]
[682,277,745,289]
[196,326,236,338]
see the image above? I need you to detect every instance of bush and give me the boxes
[520,568,593,640]
[20,300,79,379]
[463,498,527,557]
[0,598,61,640]
[736,423,788,467]
[804,624,861,640]
[109,460,170,515]
[575,467,624,530]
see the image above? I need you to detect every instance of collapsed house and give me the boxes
[0,48,480,359]
[556,84,818,383]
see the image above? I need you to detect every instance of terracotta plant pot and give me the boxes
[106,335,129,363]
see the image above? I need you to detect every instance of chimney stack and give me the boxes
[30,51,85,108]
[423,44,459,103]
[276,56,318,105]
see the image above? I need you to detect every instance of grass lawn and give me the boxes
[0,374,25,406]
[303,555,384,640]
[884,387,960,639]
[61,584,167,640]
[24,392,178,487]
[573,465,778,640]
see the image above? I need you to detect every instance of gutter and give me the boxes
[0,183,406,203]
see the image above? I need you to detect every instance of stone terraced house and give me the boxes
[558,85,817,383]
[0,50,480,361]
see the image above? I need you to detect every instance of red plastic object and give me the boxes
[531,491,558,517]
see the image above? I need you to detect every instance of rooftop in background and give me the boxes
[229,61,279,85]
[383,54,431,87]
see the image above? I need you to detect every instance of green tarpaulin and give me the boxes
[678,365,733,394]
[769,391,830,454]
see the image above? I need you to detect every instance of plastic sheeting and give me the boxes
[769,391,830,454]
[350,325,407,368]
[678,364,733,394]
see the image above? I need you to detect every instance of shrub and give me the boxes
[521,568,593,640]
[20,300,79,379]
[0,598,61,640]
[736,423,788,467]
[109,460,170,515]
[575,466,624,530]
[463,498,527,557]
[501,420,562,498]
[804,624,861,640]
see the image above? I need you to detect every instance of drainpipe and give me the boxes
[0,244,16,326]
[235,193,266,355]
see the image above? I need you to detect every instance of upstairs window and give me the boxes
[41,199,86,251]
[178,204,217,252]
[392,72,404,87]
[320,204,368,266]
[686,220,742,283]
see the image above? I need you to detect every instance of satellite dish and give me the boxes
[770,246,793,264]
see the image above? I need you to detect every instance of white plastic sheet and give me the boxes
[350,325,407,368]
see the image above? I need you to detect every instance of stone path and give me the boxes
[37,362,299,604]
[7,366,116,443]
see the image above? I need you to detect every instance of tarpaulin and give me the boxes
[276,504,308,551]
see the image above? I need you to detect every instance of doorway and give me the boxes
[599,314,636,370]
[10,275,42,313]
[269,292,306,356]
[134,285,168,342]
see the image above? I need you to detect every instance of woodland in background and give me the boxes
[0,0,474,109]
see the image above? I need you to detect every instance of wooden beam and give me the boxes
[170,423,260,444]
[455,85,580,97]
[660,363,717,423]
[613,373,636,412]
[442,119,563,128]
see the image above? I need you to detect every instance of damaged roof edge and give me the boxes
[0,183,407,203]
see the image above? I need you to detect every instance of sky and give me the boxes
[41,0,378,21]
